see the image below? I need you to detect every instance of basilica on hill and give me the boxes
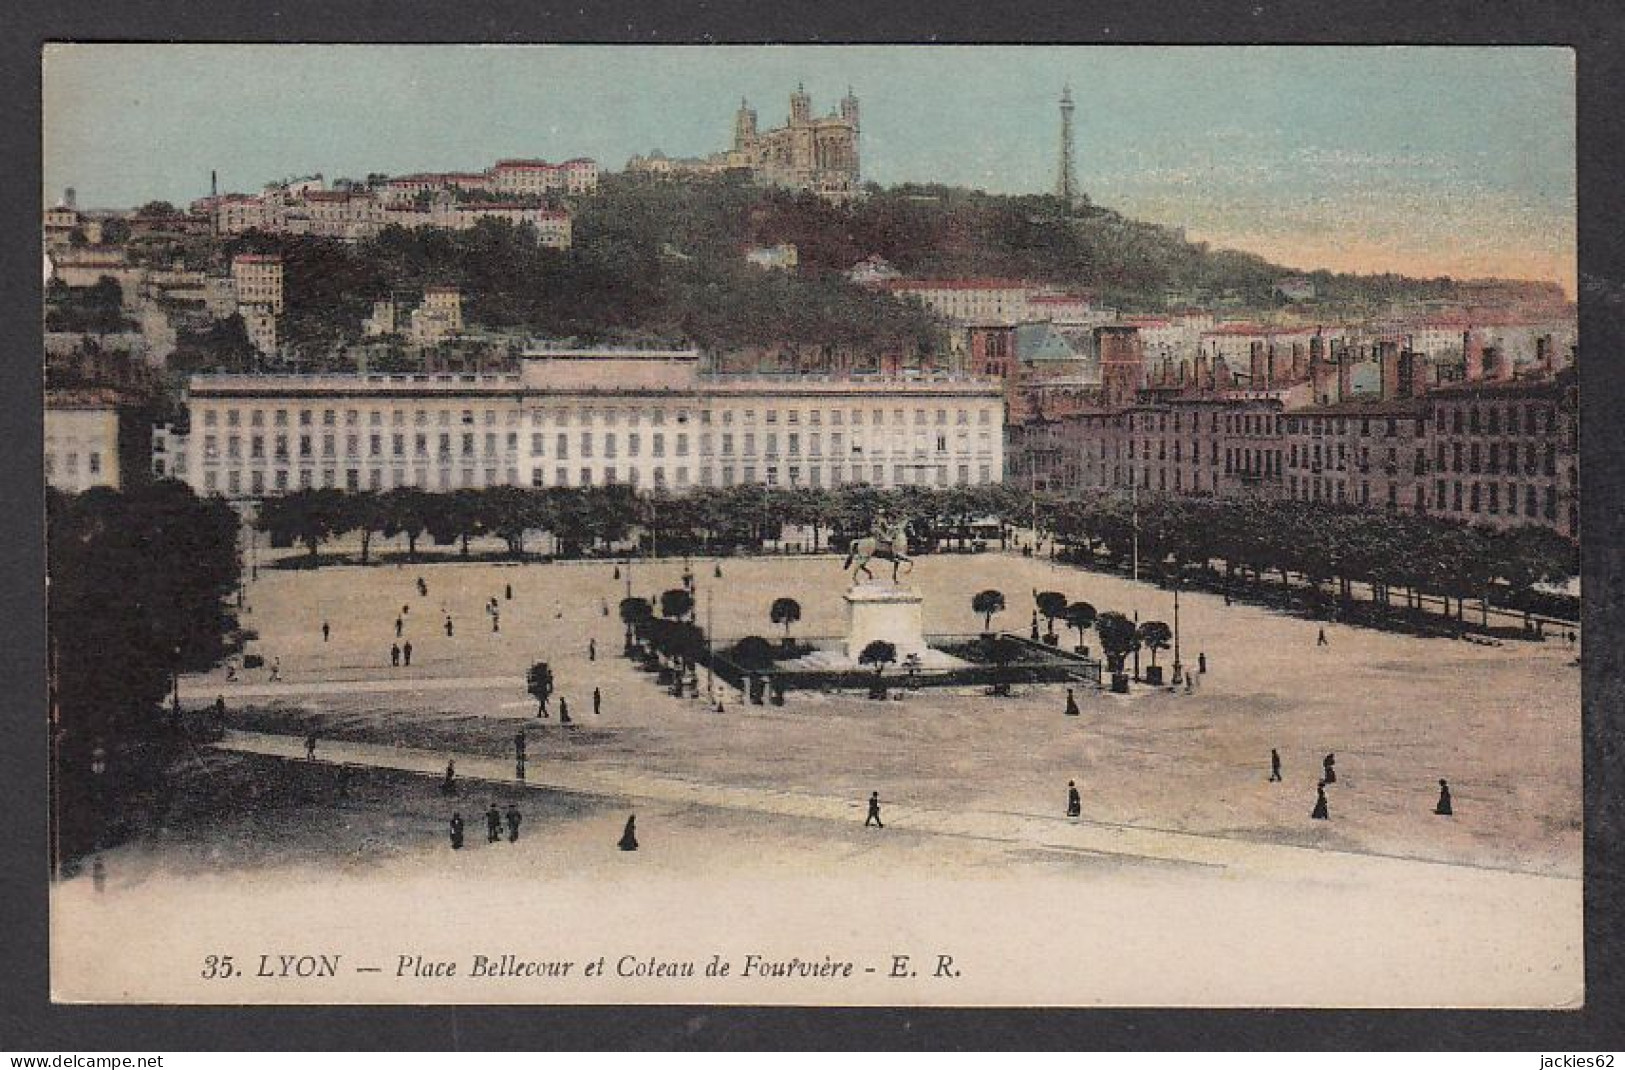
[627,84,861,202]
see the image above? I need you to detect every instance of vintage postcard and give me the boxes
[43,44,1581,1006]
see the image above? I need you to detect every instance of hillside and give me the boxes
[216,174,1561,363]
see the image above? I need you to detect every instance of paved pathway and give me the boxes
[210,729,1575,885]
[179,674,523,701]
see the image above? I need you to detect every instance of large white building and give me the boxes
[158,350,1005,500]
[46,394,122,492]
[885,279,1036,326]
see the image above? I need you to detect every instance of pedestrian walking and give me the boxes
[505,583,513,601]
[1031,611,1041,641]
[1270,749,1282,782]
[305,733,318,761]
[403,641,413,667]
[1066,780,1081,818]
[514,731,527,760]
[714,563,722,579]
[865,791,885,828]
[449,814,464,850]
[588,638,596,661]
[515,755,526,781]
[322,621,330,643]
[391,643,401,667]
[1198,651,1207,674]
[1434,779,1453,816]
[601,598,609,617]
[1064,688,1080,717]
[554,600,563,619]
[1184,672,1193,694]
[593,686,602,716]
[486,804,502,843]
[442,760,457,796]
[505,804,521,843]
[269,657,281,682]
[492,613,500,633]
[225,662,238,682]
[618,814,639,851]
[402,604,410,617]
[1311,780,1330,820]
[445,617,454,638]
[1316,627,1329,647]
[395,616,404,638]
[559,696,572,725]
[417,577,427,597]
[1322,753,1337,784]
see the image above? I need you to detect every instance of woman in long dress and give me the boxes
[618,814,638,851]
[1311,780,1329,820]
[1434,779,1453,816]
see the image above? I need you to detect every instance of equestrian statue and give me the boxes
[844,513,914,584]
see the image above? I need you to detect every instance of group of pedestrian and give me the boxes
[447,809,639,853]
[389,641,414,667]
[445,803,523,849]
[1271,749,1451,821]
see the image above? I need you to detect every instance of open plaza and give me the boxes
[50,541,1581,1005]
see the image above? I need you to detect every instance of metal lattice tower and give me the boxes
[1056,84,1078,206]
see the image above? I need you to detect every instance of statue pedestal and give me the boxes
[845,584,928,661]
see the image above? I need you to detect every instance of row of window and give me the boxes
[198,428,999,463]
[1434,404,1558,437]
[197,405,999,431]
[198,461,998,495]
[43,451,104,477]
[1116,404,1562,441]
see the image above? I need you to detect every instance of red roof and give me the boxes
[888,279,1031,291]
[456,204,568,217]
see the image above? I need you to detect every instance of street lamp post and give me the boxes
[1172,573,1183,684]
[89,743,108,851]
[705,585,715,704]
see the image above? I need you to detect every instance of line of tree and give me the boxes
[251,482,1037,563]
[1038,491,1578,627]
[47,482,242,864]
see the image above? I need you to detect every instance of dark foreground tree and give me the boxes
[769,597,802,642]
[972,589,1007,633]
[1094,611,1140,674]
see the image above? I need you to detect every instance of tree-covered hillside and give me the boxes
[220,174,1555,363]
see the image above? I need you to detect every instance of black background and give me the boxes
[2,0,1622,1051]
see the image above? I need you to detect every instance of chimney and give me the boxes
[1336,344,1352,403]
[63,187,77,210]
[1379,341,1401,401]
[211,170,218,198]
[1402,349,1428,399]
[1487,345,1513,382]
[1464,329,1484,382]
[1249,340,1266,389]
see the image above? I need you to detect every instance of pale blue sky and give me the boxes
[42,44,1576,292]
